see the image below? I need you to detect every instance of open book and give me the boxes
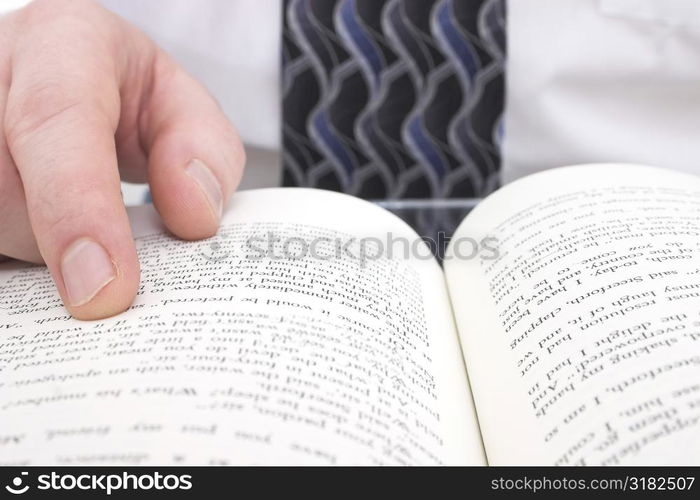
[1,164,699,465]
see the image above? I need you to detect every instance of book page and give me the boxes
[0,188,483,465]
[445,164,700,465]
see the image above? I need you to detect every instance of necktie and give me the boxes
[282,0,506,199]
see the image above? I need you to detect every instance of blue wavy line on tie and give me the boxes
[407,115,446,178]
[293,0,330,85]
[482,0,506,56]
[495,113,504,147]
[337,0,383,89]
[385,0,430,83]
[436,0,479,84]
[311,110,356,177]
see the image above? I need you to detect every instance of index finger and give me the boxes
[4,5,140,319]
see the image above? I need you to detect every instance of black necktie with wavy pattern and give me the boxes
[282,0,505,200]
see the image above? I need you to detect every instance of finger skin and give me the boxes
[141,52,246,241]
[0,14,41,263]
[1,0,246,319]
[0,156,43,264]
[4,0,140,320]
[0,120,43,264]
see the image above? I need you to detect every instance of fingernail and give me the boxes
[61,239,116,307]
[186,159,223,219]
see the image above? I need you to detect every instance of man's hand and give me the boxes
[0,0,245,320]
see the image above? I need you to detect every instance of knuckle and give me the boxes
[4,83,85,151]
[21,0,99,24]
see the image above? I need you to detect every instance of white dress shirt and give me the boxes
[4,0,700,195]
[504,0,700,183]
